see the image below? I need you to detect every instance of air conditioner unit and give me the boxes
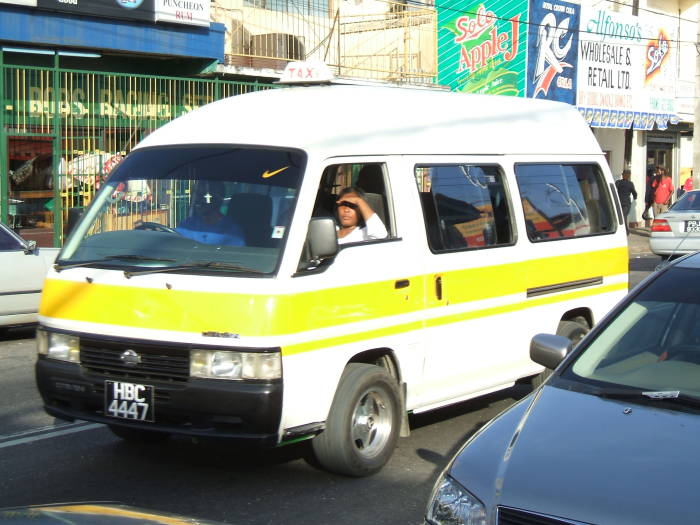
[250,33,305,70]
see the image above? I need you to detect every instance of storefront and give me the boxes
[0,1,271,246]
[435,0,694,228]
[1,62,269,247]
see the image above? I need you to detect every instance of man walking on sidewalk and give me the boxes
[615,169,637,234]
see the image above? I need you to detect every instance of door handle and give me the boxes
[395,279,410,289]
[435,276,443,300]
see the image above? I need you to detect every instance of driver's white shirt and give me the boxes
[337,213,388,245]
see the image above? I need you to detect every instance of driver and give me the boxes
[176,180,244,246]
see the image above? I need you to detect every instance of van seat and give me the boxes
[228,193,273,246]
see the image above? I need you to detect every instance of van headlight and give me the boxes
[37,329,81,363]
[426,474,487,525]
[190,350,281,380]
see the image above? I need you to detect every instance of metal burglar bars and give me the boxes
[1,64,272,246]
[216,0,437,84]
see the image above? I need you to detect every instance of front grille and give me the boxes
[498,507,588,525]
[80,338,190,384]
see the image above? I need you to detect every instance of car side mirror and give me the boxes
[308,217,338,260]
[530,333,573,370]
[23,239,38,254]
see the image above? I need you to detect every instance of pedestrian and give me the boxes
[652,166,674,218]
[678,174,693,198]
[615,169,637,234]
[641,165,656,220]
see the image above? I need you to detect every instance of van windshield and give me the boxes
[59,146,305,275]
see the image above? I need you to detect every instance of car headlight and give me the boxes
[37,329,80,363]
[426,474,487,525]
[190,349,281,380]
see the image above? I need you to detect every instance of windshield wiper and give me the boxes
[54,255,176,272]
[596,388,700,408]
[124,261,262,278]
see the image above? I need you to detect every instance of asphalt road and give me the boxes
[0,236,660,524]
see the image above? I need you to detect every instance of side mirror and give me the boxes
[307,217,338,260]
[23,239,38,254]
[530,333,573,370]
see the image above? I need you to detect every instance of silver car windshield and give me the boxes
[571,268,700,398]
[59,146,305,275]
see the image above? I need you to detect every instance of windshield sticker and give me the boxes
[262,166,290,179]
[272,226,285,239]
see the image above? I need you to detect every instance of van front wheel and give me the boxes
[557,319,589,346]
[312,363,401,477]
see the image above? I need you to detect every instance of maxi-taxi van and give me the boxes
[35,72,628,476]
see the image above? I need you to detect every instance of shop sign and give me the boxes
[35,0,155,22]
[19,83,213,124]
[0,0,37,6]
[437,0,527,96]
[576,6,677,129]
[154,0,210,27]
[526,0,579,105]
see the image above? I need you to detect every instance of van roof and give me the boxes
[137,84,602,157]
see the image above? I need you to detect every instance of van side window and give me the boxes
[515,163,615,241]
[415,164,514,252]
[313,162,391,239]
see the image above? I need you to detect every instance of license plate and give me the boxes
[104,380,154,422]
[685,220,700,233]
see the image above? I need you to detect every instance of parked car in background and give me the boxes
[425,252,700,525]
[650,189,700,257]
[0,222,58,330]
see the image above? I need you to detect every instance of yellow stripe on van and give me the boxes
[40,247,627,343]
[281,282,628,356]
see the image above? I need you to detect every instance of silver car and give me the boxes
[650,189,700,256]
[425,252,700,525]
[0,222,58,329]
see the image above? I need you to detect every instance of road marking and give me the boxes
[0,422,102,449]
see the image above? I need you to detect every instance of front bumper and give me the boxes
[36,355,283,445]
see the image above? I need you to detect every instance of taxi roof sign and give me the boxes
[279,60,335,84]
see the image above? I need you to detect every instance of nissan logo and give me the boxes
[120,349,142,367]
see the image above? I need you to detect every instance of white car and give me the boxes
[650,190,700,257]
[0,222,59,329]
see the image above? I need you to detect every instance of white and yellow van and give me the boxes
[35,70,628,476]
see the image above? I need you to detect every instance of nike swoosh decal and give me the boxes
[262,166,290,178]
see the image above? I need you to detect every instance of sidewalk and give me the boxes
[627,226,653,256]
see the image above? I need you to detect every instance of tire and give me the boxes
[556,319,589,347]
[108,424,170,444]
[312,363,401,477]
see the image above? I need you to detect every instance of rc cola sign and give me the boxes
[526,0,579,104]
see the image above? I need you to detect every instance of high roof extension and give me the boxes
[138,83,600,158]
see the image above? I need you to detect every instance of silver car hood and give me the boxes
[450,385,700,525]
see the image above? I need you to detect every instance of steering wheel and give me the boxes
[134,221,179,235]
[664,344,700,365]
